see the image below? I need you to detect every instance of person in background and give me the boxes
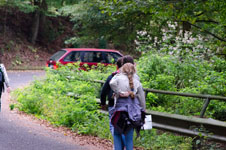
[121,55,134,66]
[100,57,124,135]
[0,60,10,112]
[110,63,146,150]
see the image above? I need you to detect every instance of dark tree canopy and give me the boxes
[0,0,225,54]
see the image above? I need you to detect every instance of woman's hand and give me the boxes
[7,87,11,93]
[119,92,130,97]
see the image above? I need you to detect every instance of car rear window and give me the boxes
[50,50,66,61]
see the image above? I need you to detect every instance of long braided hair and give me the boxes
[121,63,136,99]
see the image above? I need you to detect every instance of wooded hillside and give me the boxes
[0,2,74,69]
[0,0,225,69]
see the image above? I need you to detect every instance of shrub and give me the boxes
[136,51,226,120]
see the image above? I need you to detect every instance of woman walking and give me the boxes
[110,63,146,150]
[0,61,10,112]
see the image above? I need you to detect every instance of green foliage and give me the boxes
[58,0,148,50]
[12,64,193,149]
[7,0,82,15]
[13,57,226,148]
[135,130,192,150]
[2,0,225,54]
[145,92,158,106]
[212,108,226,121]
[59,1,114,47]
[0,0,36,13]
[137,51,226,119]
[4,0,224,54]
[9,104,15,110]
[13,65,107,136]
[208,101,226,121]
[191,125,224,150]
[99,0,226,53]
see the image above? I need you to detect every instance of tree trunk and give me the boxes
[61,0,65,6]
[38,0,48,42]
[3,7,7,41]
[182,21,191,37]
[30,10,40,44]
[3,1,9,41]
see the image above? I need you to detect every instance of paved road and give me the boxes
[7,71,46,90]
[0,71,97,150]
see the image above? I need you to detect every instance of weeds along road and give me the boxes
[0,70,104,150]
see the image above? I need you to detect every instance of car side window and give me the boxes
[83,51,106,63]
[64,51,81,62]
[83,52,93,62]
[105,52,115,63]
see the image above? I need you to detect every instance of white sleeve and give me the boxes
[0,64,10,87]
[109,74,119,93]
[137,85,146,110]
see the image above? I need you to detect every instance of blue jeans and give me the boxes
[114,128,134,150]
[108,106,115,135]
[108,107,126,149]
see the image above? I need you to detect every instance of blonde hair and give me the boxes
[121,63,136,98]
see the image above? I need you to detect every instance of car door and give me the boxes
[80,51,105,69]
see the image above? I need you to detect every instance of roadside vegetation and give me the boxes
[12,47,226,149]
[12,64,192,150]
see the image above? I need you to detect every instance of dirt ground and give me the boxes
[0,31,53,70]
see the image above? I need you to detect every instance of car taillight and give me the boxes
[53,64,57,69]
[47,60,57,69]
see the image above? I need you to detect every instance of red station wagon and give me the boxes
[46,48,123,69]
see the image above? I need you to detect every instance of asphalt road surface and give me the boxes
[7,70,46,90]
[0,71,101,150]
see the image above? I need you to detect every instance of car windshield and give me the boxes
[50,50,66,61]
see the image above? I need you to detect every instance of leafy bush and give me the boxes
[137,51,226,119]
[135,130,192,150]
[12,46,226,149]
[13,65,107,135]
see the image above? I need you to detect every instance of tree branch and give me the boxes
[187,22,226,42]
[195,11,205,17]
[196,20,219,24]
